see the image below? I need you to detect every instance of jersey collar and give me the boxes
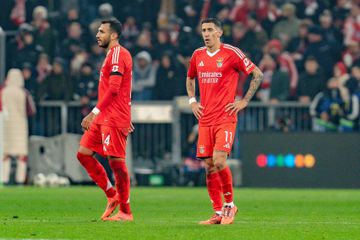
[107,44,121,55]
[206,43,223,57]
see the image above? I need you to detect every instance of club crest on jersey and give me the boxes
[216,57,223,68]
[199,145,205,154]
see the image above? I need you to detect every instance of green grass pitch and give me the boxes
[0,187,359,240]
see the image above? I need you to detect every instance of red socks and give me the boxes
[77,152,116,198]
[218,166,233,203]
[206,172,223,211]
[109,160,131,214]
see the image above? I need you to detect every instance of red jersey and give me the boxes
[187,43,255,126]
[94,44,133,128]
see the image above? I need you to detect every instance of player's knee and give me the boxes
[78,146,93,156]
[77,151,91,164]
[76,152,85,163]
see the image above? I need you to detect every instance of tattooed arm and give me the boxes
[186,77,196,98]
[186,77,204,119]
[225,67,263,115]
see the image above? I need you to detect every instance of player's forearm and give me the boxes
[243,67,263,103]
[186,77,196,97]
[93,76,122,114]
[95,89,117,112]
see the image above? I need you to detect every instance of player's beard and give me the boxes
[98,37,110,49]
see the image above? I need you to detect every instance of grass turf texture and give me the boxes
[0,187,359,240]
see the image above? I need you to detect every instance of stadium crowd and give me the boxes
[1,0,360,131]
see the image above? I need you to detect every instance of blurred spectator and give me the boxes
[153,29,176,60]
[287,20,311,72]
[176,21,203,58]
[1,69,35,185]
[343,3,360,46]
[346,60,360,92]
[153,53,186,100]
[229,0,269,26]
[246,13,269,62]
[21,62,37,98]
[342,41,360,69]
[257,53,290,102]
[59,0,79,13]
[11,23,43,68]
[303,25,340,79]
[36,53,52,84]
[272,3,300,48]
[333,62,351,100]
[310,76,359,132]
[265,39,298,96]
[167,16,183,47]
[88,42,105,73]
[216,6,233,43]
[132,29,154,56]
[72,62,97,124]
[59,7,92,46]
[296,0,327,23]
[297,56,327,103]
[176,0,203,29]
[70,48,88,76]
[89,3,114,36]
[121,16,140,50]
[60,21,86,62]
[37,58,72,101]
[31,6,57,60]
[132,51,158,101]
[332,0,350,31]
[72,62,97,102]
[319,10,343,48]
[157,0,176,29]
[261,2,282,38]
[229,22,254,56]
[10,0,26,27]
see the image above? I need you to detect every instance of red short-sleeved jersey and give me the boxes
[187,43,255,126]
[94,44,133,128]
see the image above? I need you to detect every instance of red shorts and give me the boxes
[80,123,129,158]
[197,122,237,158]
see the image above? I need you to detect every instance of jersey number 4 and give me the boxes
[104,135,110,146]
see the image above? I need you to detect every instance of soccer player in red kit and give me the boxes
[76,18,134,221]
[186,18,263,225]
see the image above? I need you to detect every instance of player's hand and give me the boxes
[129,122,135,133]
[81,112,96,131]
[225,99,249,116]
[191,102,204,119]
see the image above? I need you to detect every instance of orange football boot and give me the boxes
[101,193,119,220]
[103,210,133,222]
[220,205,238,224]
[198,214,222,225]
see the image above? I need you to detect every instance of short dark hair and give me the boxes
[200,18,222,29]
[306,55,317,62]
[101,18,122,38]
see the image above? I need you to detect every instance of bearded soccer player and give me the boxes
[186,18,263,225]
[76,18,134,221]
